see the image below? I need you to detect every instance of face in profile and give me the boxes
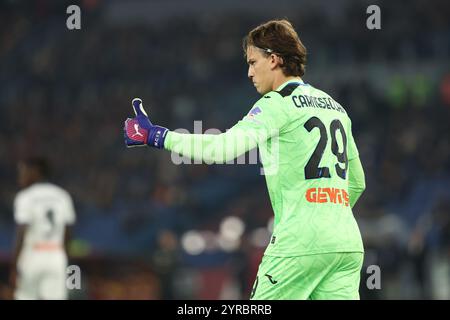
[246,46,274,95]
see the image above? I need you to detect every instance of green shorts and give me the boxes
[250,252,364,300]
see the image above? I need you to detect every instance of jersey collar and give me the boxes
[275,78,306,91]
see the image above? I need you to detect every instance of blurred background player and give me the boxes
[124,19,366,299]
[10,157,76,300]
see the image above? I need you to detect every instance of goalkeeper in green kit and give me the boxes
[124,19,366,300]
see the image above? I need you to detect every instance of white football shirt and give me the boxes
[14,182,76,251]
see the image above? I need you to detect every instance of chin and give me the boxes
[253,82,269,95]
[254,85,263,94]
[257,88,269,95]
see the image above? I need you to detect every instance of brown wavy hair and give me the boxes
[243,19,307,77]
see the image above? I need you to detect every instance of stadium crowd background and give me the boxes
[0,0,449,299]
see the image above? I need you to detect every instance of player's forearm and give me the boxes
[64,226,72,257]
[11,225,26,276]
[123,98,277,158]
[164,127,260,163]
[348,157,365,208]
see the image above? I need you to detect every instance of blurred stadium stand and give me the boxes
[0,0,449,299]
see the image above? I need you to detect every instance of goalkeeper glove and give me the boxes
[124,98,168,148]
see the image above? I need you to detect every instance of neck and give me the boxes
[272,74,302,91]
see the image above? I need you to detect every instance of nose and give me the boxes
[248,66,253,80]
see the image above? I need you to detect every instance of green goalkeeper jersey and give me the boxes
[165,79,364,257]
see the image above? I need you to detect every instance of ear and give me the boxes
[269,54,283,70]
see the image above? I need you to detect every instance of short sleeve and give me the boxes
[14,192,31,224]
[63,192,76,225]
